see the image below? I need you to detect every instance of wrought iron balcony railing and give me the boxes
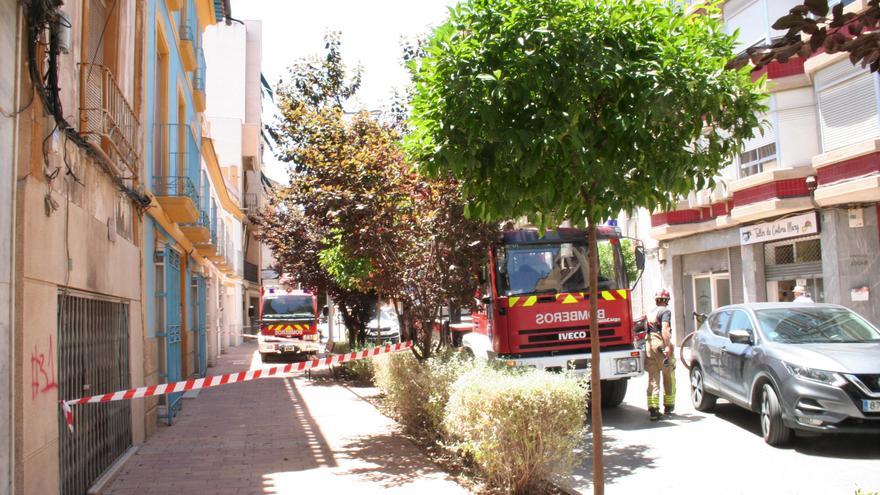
[194,47,206,92]
[243,192,258,211]
[152,176,199,205]
[179,0,196,41]
[79,63,141,174]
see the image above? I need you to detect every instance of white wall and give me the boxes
[204,22,247,121]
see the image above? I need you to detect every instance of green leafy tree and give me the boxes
[404,1,765,491]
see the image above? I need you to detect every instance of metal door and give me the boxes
[163,247,183,423]
[196,274,207,376]
[58,292,132,495]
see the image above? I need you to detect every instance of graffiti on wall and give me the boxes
[31,334,58,399]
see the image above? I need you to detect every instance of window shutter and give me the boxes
[818,71,880,152]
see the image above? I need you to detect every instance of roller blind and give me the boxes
[817,63,880,152]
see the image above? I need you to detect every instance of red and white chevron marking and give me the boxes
[60,341,413,433]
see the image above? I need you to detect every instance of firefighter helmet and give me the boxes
[654,289,671,301]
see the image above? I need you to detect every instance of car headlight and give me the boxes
[783,363,846,387]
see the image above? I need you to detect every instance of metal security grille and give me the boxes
[764,235,823,280]
[58,292,132,495]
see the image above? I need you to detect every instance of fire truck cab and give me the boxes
[258,285,320,361]
[463,227,645,406]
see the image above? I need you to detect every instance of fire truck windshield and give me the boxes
[262,295,314,320]
[500,241,623,296]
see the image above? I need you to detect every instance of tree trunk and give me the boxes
[586,218,605,495]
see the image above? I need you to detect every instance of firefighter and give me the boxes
[645,289,676,421]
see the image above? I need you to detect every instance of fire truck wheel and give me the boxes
[260,352,273,363]
[600,379,628,408]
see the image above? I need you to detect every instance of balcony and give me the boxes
[195,204,219,257]
[193,47,206,112]
[79,63,141,175]
[178,0,198,71]
[152,124,201,223]
[180,209,212,244]
[153,176,200,224]
[243,192,258,212]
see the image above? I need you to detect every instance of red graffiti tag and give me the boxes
[31,335,58,400]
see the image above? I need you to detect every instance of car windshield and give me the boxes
[500,241,622,296]
[756,307,880,344]
[262,295,313,320]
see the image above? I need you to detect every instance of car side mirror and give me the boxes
[728,329,753,345]
[481,295,492,305]
[634,245,646,271]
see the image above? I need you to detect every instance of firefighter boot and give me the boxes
[664,405,675,416]
[649,407,662,421]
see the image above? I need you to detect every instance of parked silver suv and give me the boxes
[687,303,880,446]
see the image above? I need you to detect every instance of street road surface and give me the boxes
[565,365,880,495]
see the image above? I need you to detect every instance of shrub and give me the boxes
[373,348,475,438]
[329,342,375,384]
[444,366,587,494]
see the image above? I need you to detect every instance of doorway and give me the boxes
[693,273,731,327]
[767,277,824,302]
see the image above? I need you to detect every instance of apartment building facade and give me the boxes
[203,18,265,362]
[649,0,880,342]
[3,0,240,492]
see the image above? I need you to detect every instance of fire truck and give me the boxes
[258,281,320,361]
[461,226,646,407]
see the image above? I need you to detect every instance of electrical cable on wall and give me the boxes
[22,0,151,209]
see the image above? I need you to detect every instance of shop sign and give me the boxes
[739,212,818,245]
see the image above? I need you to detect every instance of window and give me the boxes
[708,311,733,337]
[757,307,880,344]
[764,235,822,266]
[816,59,880,152]
[738,142,777,177]
[728,310,754,333]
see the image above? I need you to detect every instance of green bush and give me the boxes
[444,366,587,494]
[329,342,376,384]
[373,348,476,438]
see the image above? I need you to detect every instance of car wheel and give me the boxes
[600,379,628,408]
[690,365,717,412]
[760,384,792,446]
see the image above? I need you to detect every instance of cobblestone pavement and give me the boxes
[106,343,468,494]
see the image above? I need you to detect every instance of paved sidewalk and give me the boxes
[107,343,468,494]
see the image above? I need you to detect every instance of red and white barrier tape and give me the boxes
[60,340,412,433]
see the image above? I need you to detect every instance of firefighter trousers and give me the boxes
[645,333,676,410]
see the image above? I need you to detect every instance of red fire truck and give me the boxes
[462,226,645,407]
[258,284,321,361]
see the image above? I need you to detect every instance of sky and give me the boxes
[230,0,456,183]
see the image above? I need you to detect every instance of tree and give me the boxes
[259,32,497,352]
[258,33,390,345]
[404,1,765,492]
[730,0,880,72]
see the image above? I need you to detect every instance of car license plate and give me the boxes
[280,344,296,352]
[862,400,880,412]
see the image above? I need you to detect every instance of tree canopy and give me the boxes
[406,0,765,227]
